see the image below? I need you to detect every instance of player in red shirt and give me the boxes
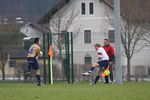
[103,39,115,82]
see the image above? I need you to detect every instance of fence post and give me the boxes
[47,32,51,84]
[70,32,74,84]
[67,32,70,84]
[43,32,46,84]
[65,32,70,84]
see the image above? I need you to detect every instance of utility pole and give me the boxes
[114,0,122,83]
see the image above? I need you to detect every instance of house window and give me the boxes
[85,56,92,64]
[108,30,115,43]
[89,2,94,14]
[81,3,86,15]
[84,30,91,44]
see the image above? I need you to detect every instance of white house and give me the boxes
[37,0,115,64]
[20,23,43,38]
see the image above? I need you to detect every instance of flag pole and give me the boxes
[50,57,53,84]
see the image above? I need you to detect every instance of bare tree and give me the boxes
[0,21,22,80]
[0,45,7,80]
[104,0,150,81]
[49,6,81,58]
[48,5,82,79]
[142,31,150,47]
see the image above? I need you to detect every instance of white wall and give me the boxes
[130,47,150,66]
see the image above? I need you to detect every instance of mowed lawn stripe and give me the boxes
[0,82,149,100]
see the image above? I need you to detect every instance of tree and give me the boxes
[48,5,82,79]
[104,0,150,81]
[0,21,23,80]
[50,7,80,56]
[142,31,150,47]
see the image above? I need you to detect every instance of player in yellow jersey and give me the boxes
[26,37,42,86]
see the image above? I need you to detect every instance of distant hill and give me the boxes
[0,0,59,23]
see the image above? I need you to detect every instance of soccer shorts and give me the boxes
[27,57,39,70]
[97,60,109,71]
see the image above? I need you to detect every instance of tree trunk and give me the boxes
[127,57,131,81]
[2,66,5,80]
[0,47,6,80]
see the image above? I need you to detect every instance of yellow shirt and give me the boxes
[27,44,41,58]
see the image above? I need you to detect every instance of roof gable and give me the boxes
[38,0,69,24]
[38,0,150,24]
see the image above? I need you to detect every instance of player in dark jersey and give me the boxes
[26,37,42,86]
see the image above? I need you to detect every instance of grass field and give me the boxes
[0,82,150,100]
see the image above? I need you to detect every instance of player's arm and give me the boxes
[37,47,41,57]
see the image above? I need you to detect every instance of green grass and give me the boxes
[0,82,150,100]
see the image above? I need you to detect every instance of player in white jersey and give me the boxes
[82,43,110,83]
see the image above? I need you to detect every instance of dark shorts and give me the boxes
[97,60,109,70]
[27,57,39,70]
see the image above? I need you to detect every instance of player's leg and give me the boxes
[26,58,33,75]
[91,75,101,85]
[109,64,113,82]
[95,75,101,83]
[94,70,102,83]
[90,70,101,84]
[82,63,99,76]
[99,60,110,84]
[104,76,109,84]
[32,58,42,86]
[35,69,42,86]
[88,63,99,73]
[27,64,32,73]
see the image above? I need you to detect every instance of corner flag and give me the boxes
[48,45,53,58]
[102,66,110,77]
[48,45,53,84]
